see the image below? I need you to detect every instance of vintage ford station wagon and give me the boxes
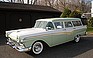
[6,18,87,54]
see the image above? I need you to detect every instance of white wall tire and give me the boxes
[32,42,43,55]
[74,35,80,43]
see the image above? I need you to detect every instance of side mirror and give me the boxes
[57,26,62,29]
[46,27,52,30]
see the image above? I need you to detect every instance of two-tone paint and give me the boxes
[6,18,87,53]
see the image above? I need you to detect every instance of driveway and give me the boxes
[0,35,93,58]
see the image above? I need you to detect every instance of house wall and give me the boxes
[0,12,6,35]
[0,10,61,35]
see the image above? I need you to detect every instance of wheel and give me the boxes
[32,41,43,55]
[74,35,80,43]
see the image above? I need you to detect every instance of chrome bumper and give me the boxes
[7,38,31,52]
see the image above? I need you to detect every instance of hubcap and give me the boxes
[32,42,43,54]
[75,36,80,42]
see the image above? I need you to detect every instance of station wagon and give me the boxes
[6,18,87,54]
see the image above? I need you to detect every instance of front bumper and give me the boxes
[7,38,31,52]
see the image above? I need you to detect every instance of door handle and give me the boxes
[63,29,66,31]
[73,28,76,29]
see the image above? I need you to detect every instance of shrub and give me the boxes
[88,17,93,27]
[69,10,81,18]
[60,8,71,18]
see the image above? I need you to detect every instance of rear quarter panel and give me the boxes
[72,25,87,37]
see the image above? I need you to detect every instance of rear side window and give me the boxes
[65,21,73,28]
[72,21,82,26]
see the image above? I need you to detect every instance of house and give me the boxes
[0,2,61,35]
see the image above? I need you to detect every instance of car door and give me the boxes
[64,21,74,42]
[45,22,67,46]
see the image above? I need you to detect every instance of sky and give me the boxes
[84,0,91,1]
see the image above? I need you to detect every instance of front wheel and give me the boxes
[74,35,80,43]
[32,42,43,55]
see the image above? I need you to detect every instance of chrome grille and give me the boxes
[9,38,20,46]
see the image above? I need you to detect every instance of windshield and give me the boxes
[34,21,47,28]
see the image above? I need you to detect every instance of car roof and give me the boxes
[36,18,81,22]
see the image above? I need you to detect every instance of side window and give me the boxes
[54,22,63,29]
[46,22,54,30]
[77,21,82,26]
[65,21,73,28]
[72,21,82,26]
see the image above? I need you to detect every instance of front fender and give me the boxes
[22,37,50,48]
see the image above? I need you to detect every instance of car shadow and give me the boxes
[27,36,93,58]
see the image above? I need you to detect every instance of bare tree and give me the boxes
[1,0,90,13]
[33,0,37,5]
[58,0,66,8]
[27,0,29,4]
[43,0,55,7]
[16,0,24,3]
[29,0,37,5]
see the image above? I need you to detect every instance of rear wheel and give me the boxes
[74,35,80,43]
[32,41,43,55]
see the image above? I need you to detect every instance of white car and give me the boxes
[6,18,87,54]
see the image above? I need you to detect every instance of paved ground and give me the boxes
[0,35,93,58]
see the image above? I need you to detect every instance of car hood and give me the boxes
[8,28,46,41]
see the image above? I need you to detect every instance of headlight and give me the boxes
[5,31,12,37]
[20,38,26,43]
[6,33,10,37]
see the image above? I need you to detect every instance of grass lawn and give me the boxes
[87,27,93,32]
